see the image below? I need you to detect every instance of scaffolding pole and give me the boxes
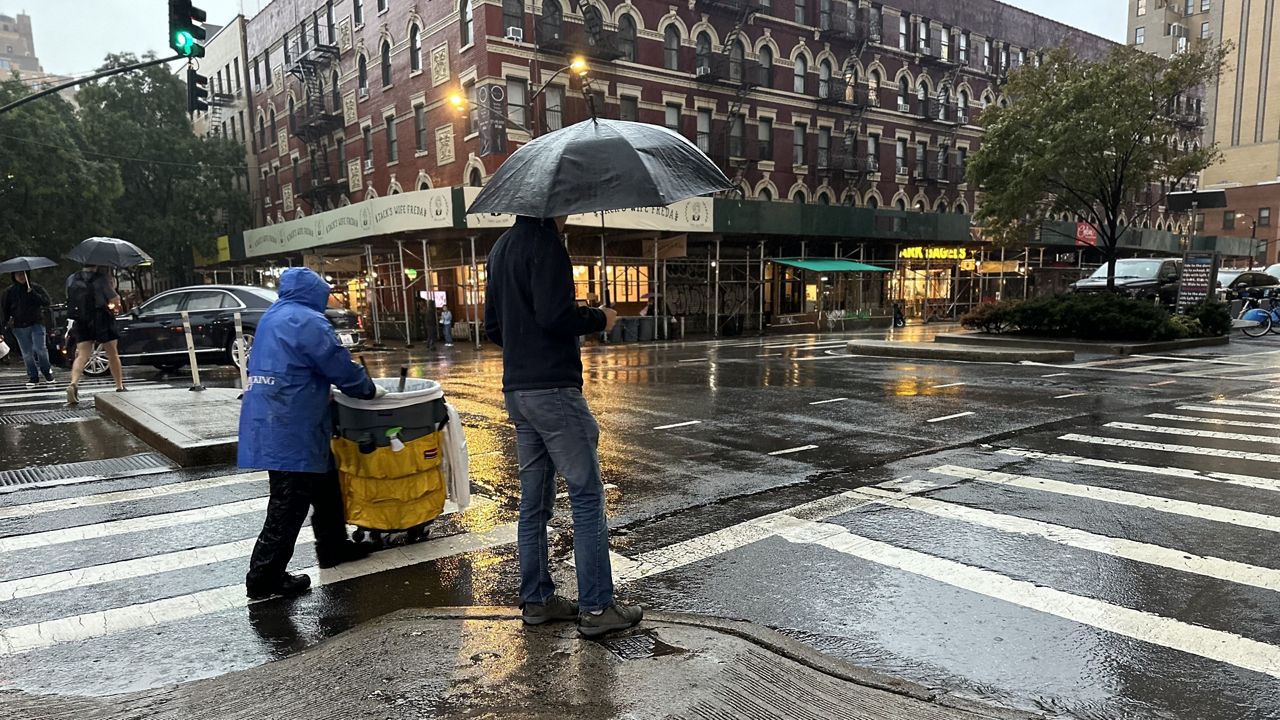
[364,243,382,346]
[469,235,481,350]
[422,238,435,348]
[714,238,722,337]
[397,240,412,347]
[758,240,765,336]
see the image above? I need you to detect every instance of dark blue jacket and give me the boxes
[485,216,607,392]
[238,268,375,473]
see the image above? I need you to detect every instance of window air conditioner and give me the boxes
[359,87,369,99]
[696,65,712,77]
[505,26,524,42]
[1176,37,1189,53]
[364,159,374,172]
[898,100,911,113]
[896,164,909,175]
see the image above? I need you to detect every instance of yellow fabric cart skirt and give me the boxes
[331,431,447,531]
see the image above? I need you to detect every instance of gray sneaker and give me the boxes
[522,595,579,626]
[66,383,78,405]
[577,602,643,638]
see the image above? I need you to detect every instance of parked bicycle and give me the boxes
[1236,287,1280,338]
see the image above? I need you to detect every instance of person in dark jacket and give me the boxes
[1,272,54,388]
[485,215,642,638]
[239,267,382,599]
[65,265,126,402]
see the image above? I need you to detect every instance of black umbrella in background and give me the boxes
[467,118,733,218]
[0,256,57,274]
[65,237,152,268]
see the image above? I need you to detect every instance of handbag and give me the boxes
[0,338,9,360]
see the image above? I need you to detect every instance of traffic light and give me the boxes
[169,0,207,58]
[186,66,209,113]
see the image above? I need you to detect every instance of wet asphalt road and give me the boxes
[3,327,1280,718]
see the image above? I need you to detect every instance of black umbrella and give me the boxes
[65,237,152,268]
[467,119,733,218]
[0,256,57,274]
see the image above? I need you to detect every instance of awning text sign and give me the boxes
[244,188,455,257]
[900,246,968,260]
[463,187,714,233]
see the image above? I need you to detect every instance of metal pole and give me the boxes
[234,311,247,390]
[365,244,382,346]
[653,235,660,343]
[1022,247,1030,299]
[662,259,669,339]
[470,235,481,350]
[397,239,412,347]
[714,238,722,337]
[0,53,184,114]
[181,311,205,392]
[758,240,765,335]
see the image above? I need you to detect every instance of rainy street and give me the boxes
[2,330,1279,718]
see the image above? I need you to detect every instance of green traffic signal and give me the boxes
[174,31,195,55]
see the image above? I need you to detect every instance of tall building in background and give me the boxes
[0,11,40,74]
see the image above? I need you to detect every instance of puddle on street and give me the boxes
[1,418,150,470]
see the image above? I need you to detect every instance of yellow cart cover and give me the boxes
[331,431,447,531]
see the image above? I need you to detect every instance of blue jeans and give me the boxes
[504,387,613,612]
[12,324,51,382]
[442,323,453,344]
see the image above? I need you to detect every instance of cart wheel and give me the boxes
[352,529,369,544]
[367,530,385,547]
[406,524,429,543]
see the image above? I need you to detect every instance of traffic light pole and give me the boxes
[0,53,183,115]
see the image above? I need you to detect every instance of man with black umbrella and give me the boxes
[0,271,54,389]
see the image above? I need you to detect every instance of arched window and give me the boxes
[759,187,773,201]
[938,88,950,121]
[460,0,474,46]
[410,26,422,72]
[758,46,773,88]
[288,97,296,132]
[619,15,637,62]
[729,41,745,83]
[818,192,832,206]
[793,55,807,94]
[664,25,681,70]
[380,41,392,87]
[269,108,277,140]
[818,60,832,99]
[258,114,267,148]
[895,198,907,210]
[696,32,712,72]
[958,89,969,119]
[357,54,368,92]
[793,190,806,204]
[844,66,858,102]
[866,195,879,209]
[331,69,340,110]
[916,82,927,104]
[898,76,910,110]
[502,0,523,35]
[468,167,483,187]
[937,201,949,213]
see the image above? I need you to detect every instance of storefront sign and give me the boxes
[244,188,456,257]
[1176,253,1218,313]
[463,187,714,233]
[1076,222,1099,247]
[476,83,508,157]
[899,246,968,260]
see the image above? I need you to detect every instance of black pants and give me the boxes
[246,466,349,585]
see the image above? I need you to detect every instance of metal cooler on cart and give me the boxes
[330,377,470,545]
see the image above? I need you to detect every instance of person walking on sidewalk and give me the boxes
[65,265,125,402]
[1,272,54,389]
[485,215,642,638]
[239,267,384,600]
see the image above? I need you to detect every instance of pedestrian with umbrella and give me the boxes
[63,237,152,404]
[471,118,731,637]
[0,257,57,388]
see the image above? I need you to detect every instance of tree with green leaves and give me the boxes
[969,43,1227,288]
[77,53,250,286]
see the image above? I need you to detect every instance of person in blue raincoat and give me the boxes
[240,267,383,599]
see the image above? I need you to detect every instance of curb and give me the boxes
[934,332,1230,355]
[846,340,1075,363]
[412,606,1044,720]
[95,389,240,467]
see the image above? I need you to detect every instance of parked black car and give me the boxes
[1216,269,1280,300]
[76,285,363,376]
[1069,258,1182,306]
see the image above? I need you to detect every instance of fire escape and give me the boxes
[694,0,764,191]
[288,35,344,211]
[919,25,968,199]
[818,1,875,198]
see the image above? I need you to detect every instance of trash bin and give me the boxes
[608,320,625,343]
[331,377,468,545]
[621,317,640,342]
[638,316,655,341]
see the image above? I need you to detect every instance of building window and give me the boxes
[916,140,927,176]
[958,89,969,119]
[620,95,639,122]
[959,33,969,64]
[354,0,364,25]
[503,0,523,34]
[270,108,277,141]
[465,82,477,133]
[1195,212,1205,231]
[867,133,880,169]
[941,27,951,60]
[358,54,368,93]
[414,106,427,152]
[793,123,806,166]
[664,26,681,70]
[665,103,681,131]
[330,69,340,111]
[759,46,773,88]
[899,15,909,50]
[696,32,712,73]
[619,15,636,61]
[759,117,773,160]
[1261,208,1272,227]
[381,41,392,87]
[793,190,806,204]
[1185,0,1194,14]
[363,126,374,163]
[696,109,712,152]
[729,114,745,157]
[252,57,262,89]
[1201,22,1211,40]
[328,3,336,42]
[545,86,564,131]
[1134,26,1145,45]
[288,97,296,132]
[793,55,807,94]
[817,126,830,167]
[898,76,910,111]
[919,19,930,54]
[1000,46,1009,69]
[507,77,528,128]
[983,39,992,68]
[410,26,422,72]
[460,0,473,46]
[385,116,398,162]
[258,115,267,148]
[895,138,907,174]
[730,41,745,83]
[1201,0,1210,10]
[818,60,832,98]
[1137,0,1146,15]
[378,0,387,13]
[795,0,807,25]
[1224,211,1236,230]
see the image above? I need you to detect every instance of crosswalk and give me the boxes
[0,374,183,412]
[1061,350,1280,381]
[614,386,1280,713]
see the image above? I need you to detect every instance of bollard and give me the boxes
[234,312,248,390]
[181,311,205,392]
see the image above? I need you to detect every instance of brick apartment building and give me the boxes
[219,0,1244,342]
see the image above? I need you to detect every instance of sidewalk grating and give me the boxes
[0,453,175,489]
[0,408,97,425]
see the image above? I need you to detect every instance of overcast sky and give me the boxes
[13,0,1126,76]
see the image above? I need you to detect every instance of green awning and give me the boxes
[770,258,892,273]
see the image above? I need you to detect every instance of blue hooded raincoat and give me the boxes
[238,267,375,473]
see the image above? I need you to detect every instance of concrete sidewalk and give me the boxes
[4,608,1039,720]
